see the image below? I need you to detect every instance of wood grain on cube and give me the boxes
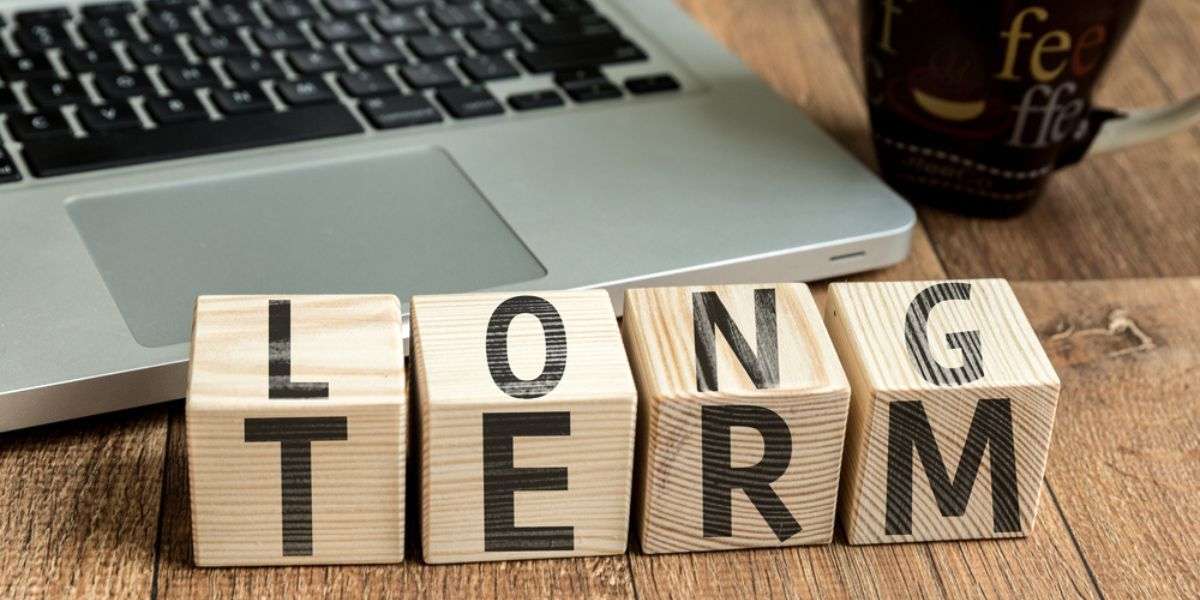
[622,283,850,554]
[826,279,1059,544]
[411,291,637,564]
[186,295,406,566]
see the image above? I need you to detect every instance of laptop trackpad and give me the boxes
[66,148,546,348]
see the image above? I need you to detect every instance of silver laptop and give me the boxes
[0,0,914,431]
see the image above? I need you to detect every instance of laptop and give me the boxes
[0,0,914,431]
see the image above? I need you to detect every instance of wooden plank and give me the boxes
[1016,278,1200,598]
[0,405,167,598]
[156,404,636,599]
[811,0,1200,279]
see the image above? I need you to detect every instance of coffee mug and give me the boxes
[862,0,1200,216]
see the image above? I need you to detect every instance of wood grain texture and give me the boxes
[826,280,1060,544]
[1016,278,1200,598]
[0,406,167,599]
[622,284,850,552]
[186,295,406,566]
[157,405,636,600]
[812,0,1200,279]
[410,291,637,564]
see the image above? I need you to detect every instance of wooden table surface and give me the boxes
[3,1,1199,598]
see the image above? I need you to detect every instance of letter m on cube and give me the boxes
[825,280,1060,544]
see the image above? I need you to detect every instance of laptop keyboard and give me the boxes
[0,0,681,181]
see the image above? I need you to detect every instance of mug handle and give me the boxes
[1058,94,1200,167]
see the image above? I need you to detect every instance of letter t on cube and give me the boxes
[411,291,638,564]
[622,283,851,553]
[825,279,1060,544]
[186,295,406,566]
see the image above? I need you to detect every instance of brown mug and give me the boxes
[862,0,1200,216]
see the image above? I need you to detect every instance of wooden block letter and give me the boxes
[825,279,1060,544]
[411,291,637,564]
[186,295,406,566]
[622,283,851,553]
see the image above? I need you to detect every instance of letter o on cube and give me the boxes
[411,290,638,564]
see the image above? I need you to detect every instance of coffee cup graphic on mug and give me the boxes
[863,0,1200,216]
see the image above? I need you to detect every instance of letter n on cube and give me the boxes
[186,295,406,566]
[622,283,851,553]
[825,279,1060,544]
[411,291,637,564]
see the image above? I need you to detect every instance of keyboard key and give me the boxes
[337,69,398,97]
[466,28,521,54]
[212,86,274,114]
[77,102,143,132]
[205,4,255,30]
[8,111,73,141]
[276,77,337,106]
[146,0,197,10]
[315,19,369,44]
[253,25,310,51]
[94,71,156,99]
[625,73,679,95]
[225,56,284,83]
[554,66,620,102]
[15,7,72,25]
[288,49,347,74]
[436,85,503,119]
[399,62,458,89]
[361,94,442,129]
[161,64,219,90]
[565,80,620,102]
[0,149,21,184]
[127,39,187,65]
[507,89,563,111]
[26,78,89,108]
[518,40,645,73]
[349,42,405,68]
[459,54,518,82]
[144,9,199,37]
[193,33,249,57]
[23,104,363,177]
[430,5,487,29]
[0,88,20,113]
[64,47,123,73]
[17,22,70,52]
[541,0,594,17]
[523,18,619,46]
[485,0,540,24]
[82,2,136,18]
[146,93,209,123]
[262,0,316,22]
[325,0,374,16]
[553,65,606,88]
[408,34,465,59]
[384,0,431,11]
[0,54,55,80]
[80,16,136,46]
[372,13,426,36]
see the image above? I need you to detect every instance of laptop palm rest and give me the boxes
[66,148,546,348]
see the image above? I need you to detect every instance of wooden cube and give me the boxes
[186,295,406,566]
[622,283,851,554]
[825,279,1060,544]
[411,291,637,564]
